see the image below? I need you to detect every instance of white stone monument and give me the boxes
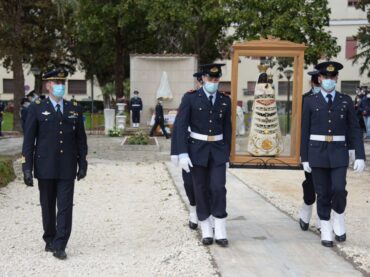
[104,108,115,135]
[116,103,126,131]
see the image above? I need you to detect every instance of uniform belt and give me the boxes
[310,135,345,142]
[190,132,223,142]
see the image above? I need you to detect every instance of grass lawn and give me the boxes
[2,112,13,131]
[0,156,15,187]
[1,112,105,131]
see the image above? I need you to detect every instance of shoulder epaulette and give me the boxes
[186,89,196,94]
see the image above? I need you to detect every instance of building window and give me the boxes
[341,81,360,95]
[243,81,256,96]
[278,81,293,96]
[3,79,14,94]
[346,37,357,59]
[348,0,359,7]
[68,80,87,95]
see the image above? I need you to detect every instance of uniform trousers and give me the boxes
[311,167,347,221]
[150,119,168,137]
[132,110,140,123]
[302,171,316,205]
[191,154,227,221]
[182,170,195,206]
[38,179,75,251]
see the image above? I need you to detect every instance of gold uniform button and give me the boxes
[209,130,212,133]
[328,120,331,123]
[60,122,62,125]
[60,131,63,134]
[60,140,63,144]
[328,129,332,133]
[60,150,63,153]
[209,111,212,114]
[209,120,212,123]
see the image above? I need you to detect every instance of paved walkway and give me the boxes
[167,162,363,277]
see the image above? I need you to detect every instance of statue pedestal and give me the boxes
[104,109,115,135]
[116,115,126,130]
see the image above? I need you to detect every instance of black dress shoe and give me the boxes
[53,249,67,260]
[335,233,346,242]
[202,237,213,245]
[321,240,334,247]
[189,221,198,230]
[45,243,54,252]
[299,218,309,231]
[215,239,229,247]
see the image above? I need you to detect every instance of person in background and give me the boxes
[0,98,4,136]
[20,98,31,132]
[170,71,204,230]
[354,87,367,135]
[129,90,143,128]
[359,87,370,140]
[149,98,170,139]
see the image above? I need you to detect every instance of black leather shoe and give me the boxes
[321,240,334,247]
[299,218,309,231]
[45,243,54,252]
[202,237,213,245]
[53,249,67,260]
[335,233,346,242]
[215,239,229,247]
[189,221,198,230]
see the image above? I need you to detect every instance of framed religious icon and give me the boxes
[230,37,307,168]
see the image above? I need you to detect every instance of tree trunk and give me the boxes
[114,28,124,99]
[12,56,24,132]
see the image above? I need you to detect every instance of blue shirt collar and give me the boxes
[202,88,216,104]
[320,89,336,102]
[49,97,64,112]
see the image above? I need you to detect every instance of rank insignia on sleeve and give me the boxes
[21,156,26,163]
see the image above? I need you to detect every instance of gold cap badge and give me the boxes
[210,67,219,73]
[327,64,335,72]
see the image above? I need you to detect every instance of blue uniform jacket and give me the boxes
[22,98,88,179]
[176,88,232,166]
[300,91,365,168]
[129,97,143,111]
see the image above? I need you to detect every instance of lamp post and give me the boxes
[31,67,41,95]
[283,69,293,134]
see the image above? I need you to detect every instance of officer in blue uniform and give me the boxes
[300,61,365,247]
[129,90,143,127]
[176,63,231,247]
[20,97,31,132]
[171,71,204,230]
[299,70,321,231]
[149,98,170,138]
[22,68,88,259]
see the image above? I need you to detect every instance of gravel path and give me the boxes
[0,158,217,277]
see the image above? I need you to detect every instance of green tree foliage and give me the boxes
[69,0,156,99]
[143,0,233,64]
[353,0,370,77]
[229,0,340,66]
[0,0,76,131]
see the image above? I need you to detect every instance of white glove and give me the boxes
[353,159,365,172]
[170,155,179,166]
[302,162,312,173]
[179,156,193,173]
[348,150,355,165]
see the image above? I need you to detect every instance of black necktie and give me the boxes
[327,94,333,109]
[56,104,62,119]
[209,95,213,106]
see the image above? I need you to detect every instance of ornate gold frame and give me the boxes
[230,37,307,168]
